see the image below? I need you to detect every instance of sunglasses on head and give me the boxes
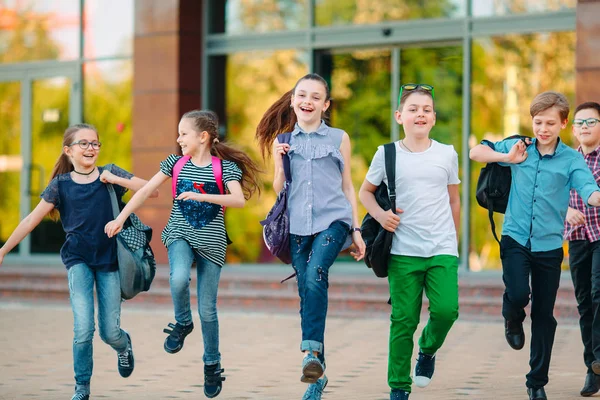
[398,83,435,105]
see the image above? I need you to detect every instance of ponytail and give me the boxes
[255,73,331,161]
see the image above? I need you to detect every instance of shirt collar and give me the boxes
[532,136,564,158]
[577,144,600,156]
[291,120,329,136]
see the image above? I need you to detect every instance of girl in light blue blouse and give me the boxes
[256,73,366,400]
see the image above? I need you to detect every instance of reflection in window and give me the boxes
[225,50,308,262]
[84,60,133,172]
[0,0,80,63]
[469,32,575,270]
[0,81,21,252]
[473,0,575,16]
[84,0,133,58]
[315,0,465,26]
[216,0,308,34]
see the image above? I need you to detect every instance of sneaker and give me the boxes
[163,322,194,354]
[71,394,89,400]
[413,350,435,388]
[390,389,410,399]
[204,362,226,398]
[301,354,324,384]
[117,332,134,378]
[302,375,328,400]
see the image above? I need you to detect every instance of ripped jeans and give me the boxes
[68,263,128,388]
[291,220,349,364]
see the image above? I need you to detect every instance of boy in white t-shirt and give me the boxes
[359,84,461,400]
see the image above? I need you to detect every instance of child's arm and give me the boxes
[0,200,55,265]
[105,171,169,237]
[272,138,289,194]
[469,140,528,164]
[340,132,365,261]
[566,206,585,226]
[358,180,402,233]
[448,184,461,242]
[99,170,159,197]
[176,181,245,208]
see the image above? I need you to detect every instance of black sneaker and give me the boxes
[390,389,410,399]
[163,322,194,354]
[117,332,134,378]
[71,393,89,400]
[413,350,435,388]
[204,362,226,398]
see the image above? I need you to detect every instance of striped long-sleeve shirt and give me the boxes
[564,146,600,242]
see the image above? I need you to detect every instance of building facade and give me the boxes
[1,0,599,268]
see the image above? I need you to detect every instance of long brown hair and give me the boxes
[181,110,261,200]
[255,73,331,160]
[49,123,98,219]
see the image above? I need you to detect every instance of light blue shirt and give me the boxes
[489,137,599,251]
[287,121,353,239]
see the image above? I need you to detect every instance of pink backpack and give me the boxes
[172,155,226,212]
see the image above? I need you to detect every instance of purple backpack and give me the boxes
[260,132,292,264]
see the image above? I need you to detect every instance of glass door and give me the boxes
[0,62,81,262]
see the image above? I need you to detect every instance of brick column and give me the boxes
[576,0,600,104]
[133,0,202,263]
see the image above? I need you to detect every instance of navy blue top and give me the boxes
[41,165,133,271]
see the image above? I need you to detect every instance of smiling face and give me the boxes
[395,92,436,139]
[63,128,100,170]
[291,79,330,126]
[177,117,206,156]
[573,108,600,149]
[532,106,567,147]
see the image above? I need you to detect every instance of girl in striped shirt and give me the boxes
[105,110,261,398]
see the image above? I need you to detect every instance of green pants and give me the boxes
[388,254,459,392]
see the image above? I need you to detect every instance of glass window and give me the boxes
[84,0,133,58]
[212,0,309,34]
[473,0,576,17]
[84,60,133,172]
[469,31,575,270]
[0,0,80,63]
[0,81,21,253]
[315,0,465,26]
[225,50,308,262]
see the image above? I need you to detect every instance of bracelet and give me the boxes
[350,227,361,233]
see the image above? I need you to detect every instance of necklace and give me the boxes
[72,167,96,176]
[401,139,431,153]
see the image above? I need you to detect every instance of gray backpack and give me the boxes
[105,166,156,300]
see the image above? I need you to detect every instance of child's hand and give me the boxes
[100,170,118,184]
[105,220,124,238]
[566,207,585,226]
[506,140,528,164]
[275,143,290,158]
[177,192,203,202]
[376,208,403,232]
[350,231,366,261]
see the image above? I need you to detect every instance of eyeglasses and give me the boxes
[398,83,435,105]
[69,140,102,150]
[573,118,600,128]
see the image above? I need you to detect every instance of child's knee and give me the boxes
[199,304,218,322]
[73,326,95,344]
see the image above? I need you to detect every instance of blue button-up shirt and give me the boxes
[287,121,353,237]
[490,137,599,251]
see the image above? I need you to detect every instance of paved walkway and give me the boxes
[0,301,590,400]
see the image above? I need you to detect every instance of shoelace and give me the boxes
[72,393,88,400]
[118,350,130,367]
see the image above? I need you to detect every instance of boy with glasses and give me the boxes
[470,92,600,400]
[564,102,600,397]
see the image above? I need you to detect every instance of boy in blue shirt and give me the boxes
[470,91,600,400]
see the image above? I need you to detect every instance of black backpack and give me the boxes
[475,135,530,244]
[361,142,396,278]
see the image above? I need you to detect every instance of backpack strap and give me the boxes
[383,142,397,211]
[211,156,227,214]
[277,132,292,182]
[172,156,191,199]
[488,199,501,245]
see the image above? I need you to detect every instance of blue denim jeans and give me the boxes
[291,220,349,364]
[68,263,128,388]
[167,240,222,365]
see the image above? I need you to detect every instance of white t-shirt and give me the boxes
[365,140,460,257]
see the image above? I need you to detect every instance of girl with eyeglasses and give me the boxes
[0,123,158,400]
[359,84,461,400]
[255,73,366,400]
